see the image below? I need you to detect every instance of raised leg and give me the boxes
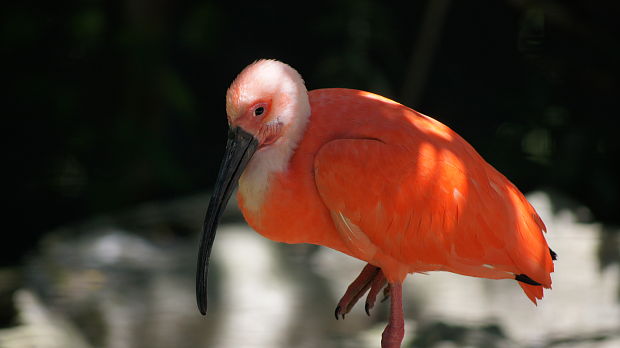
[335,263,379,319]
[381,283,404,348]
[365,271,387,315]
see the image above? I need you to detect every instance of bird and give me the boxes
[196,59,556,348]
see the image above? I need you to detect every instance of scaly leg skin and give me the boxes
[381,283,405,348]
[335,264,378,319]
[335,263,388,319]
[365,271,387,315]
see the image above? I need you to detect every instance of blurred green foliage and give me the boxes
[4,0,620,264]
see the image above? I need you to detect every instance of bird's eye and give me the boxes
[254,107,265,116]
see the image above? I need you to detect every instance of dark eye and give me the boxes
[254,107,265,116]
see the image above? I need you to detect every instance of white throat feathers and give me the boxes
[229,60,311,212]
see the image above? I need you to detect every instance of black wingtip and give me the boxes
[549,248,558,261]
[515,273,542,286]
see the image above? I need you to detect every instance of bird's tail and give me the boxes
[518,281,545,305]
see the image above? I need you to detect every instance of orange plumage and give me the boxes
[238,88,553,303]
[196,60,555,348]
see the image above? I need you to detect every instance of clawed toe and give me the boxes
[381,284,391,302]
[334,263,388,319]
[334,264,377,319]
[365,271,387,315]
[335,265,405,347]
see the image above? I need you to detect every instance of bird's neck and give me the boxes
[238,93,311,214]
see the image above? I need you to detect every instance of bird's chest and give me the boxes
[237,160,344,250]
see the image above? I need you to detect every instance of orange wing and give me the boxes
[313,116,554,303]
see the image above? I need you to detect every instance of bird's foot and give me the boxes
[334,263,388,319]
[365,271,388,315]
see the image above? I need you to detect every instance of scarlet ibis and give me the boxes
[196,59,555,348]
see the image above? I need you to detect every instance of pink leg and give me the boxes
[335,263,379,319]
[381,283,405,348]
[365,272,387,315]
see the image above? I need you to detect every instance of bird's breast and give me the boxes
[237,143,352,255]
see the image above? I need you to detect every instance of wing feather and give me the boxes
[314,134,553,292]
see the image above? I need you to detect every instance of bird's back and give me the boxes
[306,89,553,302]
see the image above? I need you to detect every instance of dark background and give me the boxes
[5,0,620,266]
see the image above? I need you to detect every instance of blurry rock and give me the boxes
[0,289,92,348]
[0,190,618,348]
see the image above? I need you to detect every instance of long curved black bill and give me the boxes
[196,127,258,315]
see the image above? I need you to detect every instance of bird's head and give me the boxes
[196,60,310,315]
[225,59,310,148]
